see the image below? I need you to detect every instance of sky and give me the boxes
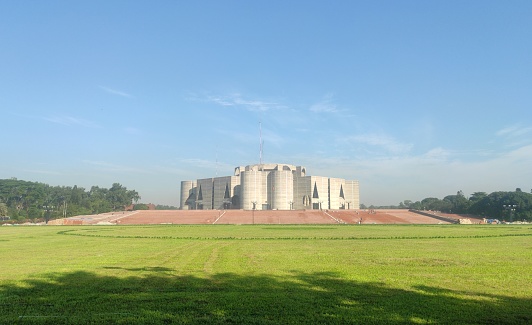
[1,1,531,207]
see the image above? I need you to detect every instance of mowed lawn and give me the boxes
[1,225,531,324]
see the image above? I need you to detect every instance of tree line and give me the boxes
[362,189,532,222]
[0,178,141,223]
[2,178,531,223]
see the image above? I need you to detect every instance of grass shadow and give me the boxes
[0,270,530,324]
[102,266,174,273]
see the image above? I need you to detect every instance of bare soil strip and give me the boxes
[59,209,466,225]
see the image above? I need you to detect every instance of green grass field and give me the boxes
[1,225,531,324]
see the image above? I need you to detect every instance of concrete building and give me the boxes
[180,163,359,210]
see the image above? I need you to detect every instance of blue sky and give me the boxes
[1,1,531,206]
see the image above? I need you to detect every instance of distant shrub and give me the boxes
[134,204,150,210]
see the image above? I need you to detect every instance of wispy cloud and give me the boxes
[99,86,133,98]
[346,133,413,154]
[496,124,532,147]
[43,116,99,128]
[217,126,285,145]
[175,158,240,176]
[262,130,285,148]
[20,169,63,175]
[292,143,532,205]
[496,125,532,138]
[421,147,451,162]
[83,160,153,174]
[192,92,285,112]
[177,158,228,170]
[309,93,340,113]
[151,165,189,175]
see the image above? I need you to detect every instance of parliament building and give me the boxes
[180,163,359,211]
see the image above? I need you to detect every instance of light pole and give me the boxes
[503,204,517,223]
[251,201,257,225]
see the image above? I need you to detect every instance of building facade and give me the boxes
[180,163,359,210]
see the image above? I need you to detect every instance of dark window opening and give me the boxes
[224,183,230,199]
[312,182,319,198]
[197,185,203,201]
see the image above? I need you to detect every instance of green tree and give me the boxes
[28,206,41,221]
[133,204,149,210]
[468,192,488,216]
[129,190,141,205]
[398,200,413,209]
[407,201,422,210]
[155,205,178,210]
[108,183,133,210]
[469,192,487,203]
[442,191,470,214]
[0,202,8,219]
[89,186,110,214]
[420,197,440,210]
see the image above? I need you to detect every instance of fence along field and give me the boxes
[1,225,531,324]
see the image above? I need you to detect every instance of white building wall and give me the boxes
[269,170,294,210]
[344,180,360,210]
[260,171,269,210]
[180,180,196,210]
[310,176,329,210]
[241,170,263,210]
[328,178,345,210]
[196,178,214,210]
[230,176,241,208]
[233,184,241,209]
[293,176,311,210]
[213,176,235,210]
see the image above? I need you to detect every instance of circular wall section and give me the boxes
[269,170,293,210]
[241,170,263,210]
[180,180,196,210]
